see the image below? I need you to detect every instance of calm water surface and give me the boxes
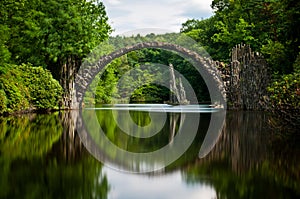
[0,110,299,199]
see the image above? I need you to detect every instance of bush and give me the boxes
[0,68,30,112]
[267,71,300,127]
[0,89,7,114]
[261,41,291,74]
[19,64,63,109]
[0,64,62,114]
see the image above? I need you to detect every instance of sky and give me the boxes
[102,0,214,36]
[104,167,217,199]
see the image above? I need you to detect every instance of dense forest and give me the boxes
[0,0,299,124]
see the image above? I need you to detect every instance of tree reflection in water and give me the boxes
[0,112,109,199]
[0,111,299,199]
[182,111,300,199]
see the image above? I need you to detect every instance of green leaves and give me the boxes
[0,24,11,65]
[0,65,30,113]
[182,0,300,67]
[0,63,63,114]
[0,0,112,110]
[267,70,300,125]
[0,0,111,72]
[261,40,288,73]
[20,64,63,109]
[212,18,257,55]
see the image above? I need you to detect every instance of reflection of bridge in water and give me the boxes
[57,110,299,176]
[72,104,225,173]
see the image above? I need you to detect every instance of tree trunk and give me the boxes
[60,55,79,109]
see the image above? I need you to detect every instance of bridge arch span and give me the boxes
[75,42,226,107]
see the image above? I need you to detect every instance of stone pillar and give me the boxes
[217,44,270,110]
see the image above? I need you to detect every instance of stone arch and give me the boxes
[75,42,226,107]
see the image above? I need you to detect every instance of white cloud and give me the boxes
[105,0,121,6]
[102,0,213,36]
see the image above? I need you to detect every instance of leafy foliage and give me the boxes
[0,0,111,109]
[20,64,63,109]
[130,84,170,103]
[267,57,300,127]
[1,0,111,69]
[180,0,300,125]
[181,0,300,72]
[261,40,288,74]
[268,73,300,110]
[0,65,30,113]
[0,64,62,114]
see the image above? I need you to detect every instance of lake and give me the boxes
[0,108,299,199]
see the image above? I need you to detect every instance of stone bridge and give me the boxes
[75,42,227,108]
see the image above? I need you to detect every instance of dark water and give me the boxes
[0,110,299,199]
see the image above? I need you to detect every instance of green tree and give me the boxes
[0,24,10,65]
[1,0,112,108]
[180,0,300,121]
[181,16,227,61]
